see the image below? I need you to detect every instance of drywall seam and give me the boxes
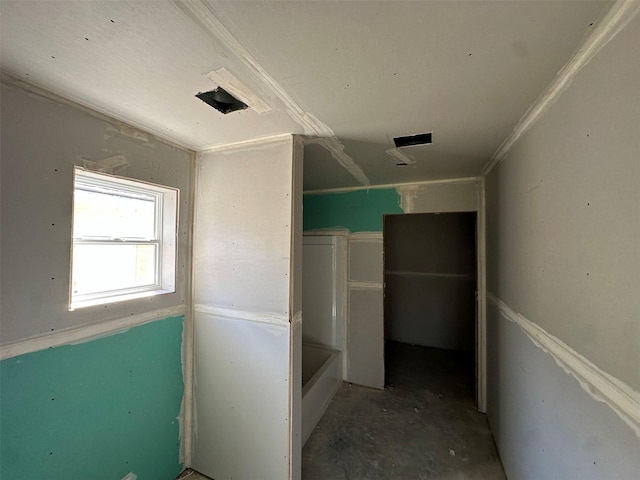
[348,282,383,290]
[0,72,194,153]
[349,233,383,241]
[303,229,350,237]
[304,177,480,195]
[385,148,416,166]
[198,132,292,153]
[194,304,289,326]
[476,178,487,413]
[0,305,187,360]
[291,310,302,327]
[172,0,369,185]
[384,271,475,280]
[182,150,198,468]
[487,292,640,438]
[481,0,640,176]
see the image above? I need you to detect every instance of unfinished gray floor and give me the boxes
[302,341,506,480]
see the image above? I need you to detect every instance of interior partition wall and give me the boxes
[192,135,303,480]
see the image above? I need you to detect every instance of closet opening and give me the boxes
[383,212,478,404]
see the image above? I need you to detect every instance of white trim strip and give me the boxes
[0,305,187,360]
[384,271,475,280]
[194,304,289,326]
[198,133,292,154]
[304,176,480,195]
[348,281,383,290]
[349,232,383,241]
[488,293,640,438]
[304,229,350,238]
[482,0,640,176]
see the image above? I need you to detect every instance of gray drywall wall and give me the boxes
[487,304,640,479]
[348,288,384,388]
[401,181,478,214]
[385,275,475,351]
[384,213,476,350]
[349,240,383,283]
[485,11,640,478]
[0,80,193,344]
[302,242,336,346]
[485,13,640,391]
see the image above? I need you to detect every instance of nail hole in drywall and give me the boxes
[110,19,115,23]
[396,162,408,167]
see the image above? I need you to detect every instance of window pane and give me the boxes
[72,244,157,296]
[73,189,156,239]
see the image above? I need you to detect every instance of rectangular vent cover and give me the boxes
[196,87,248,114]
[393,132,433,148]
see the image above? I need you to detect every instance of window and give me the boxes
[70,168,178,309]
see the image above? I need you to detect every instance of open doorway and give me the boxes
[383,212,478,403]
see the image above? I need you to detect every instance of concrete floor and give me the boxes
[301,341,506,480]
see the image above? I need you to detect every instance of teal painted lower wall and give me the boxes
[0,315,185,480]
[303,188,403,232]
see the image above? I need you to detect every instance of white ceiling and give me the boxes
[0,0,611,191]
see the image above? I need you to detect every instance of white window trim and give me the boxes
[70,168,178,310]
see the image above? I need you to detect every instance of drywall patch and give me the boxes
[206,67,271,114]
[488,293,640,438]
[386,147,416,167]
[0,316,185,479]
[79,154,128,174]
[303,188,403,232]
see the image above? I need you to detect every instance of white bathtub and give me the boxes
[302,343,342,446]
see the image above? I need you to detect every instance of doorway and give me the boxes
[383,212,478,400]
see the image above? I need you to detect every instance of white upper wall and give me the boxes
[194,137,296,316]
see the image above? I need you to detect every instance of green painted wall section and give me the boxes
[303,188,403,232]
[0,315,184,480]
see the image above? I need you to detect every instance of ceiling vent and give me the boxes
[196,87,248,114]
[393,132,433,148]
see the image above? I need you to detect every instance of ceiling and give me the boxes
[0,0,611,191]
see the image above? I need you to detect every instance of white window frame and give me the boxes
[70,168,178,310]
